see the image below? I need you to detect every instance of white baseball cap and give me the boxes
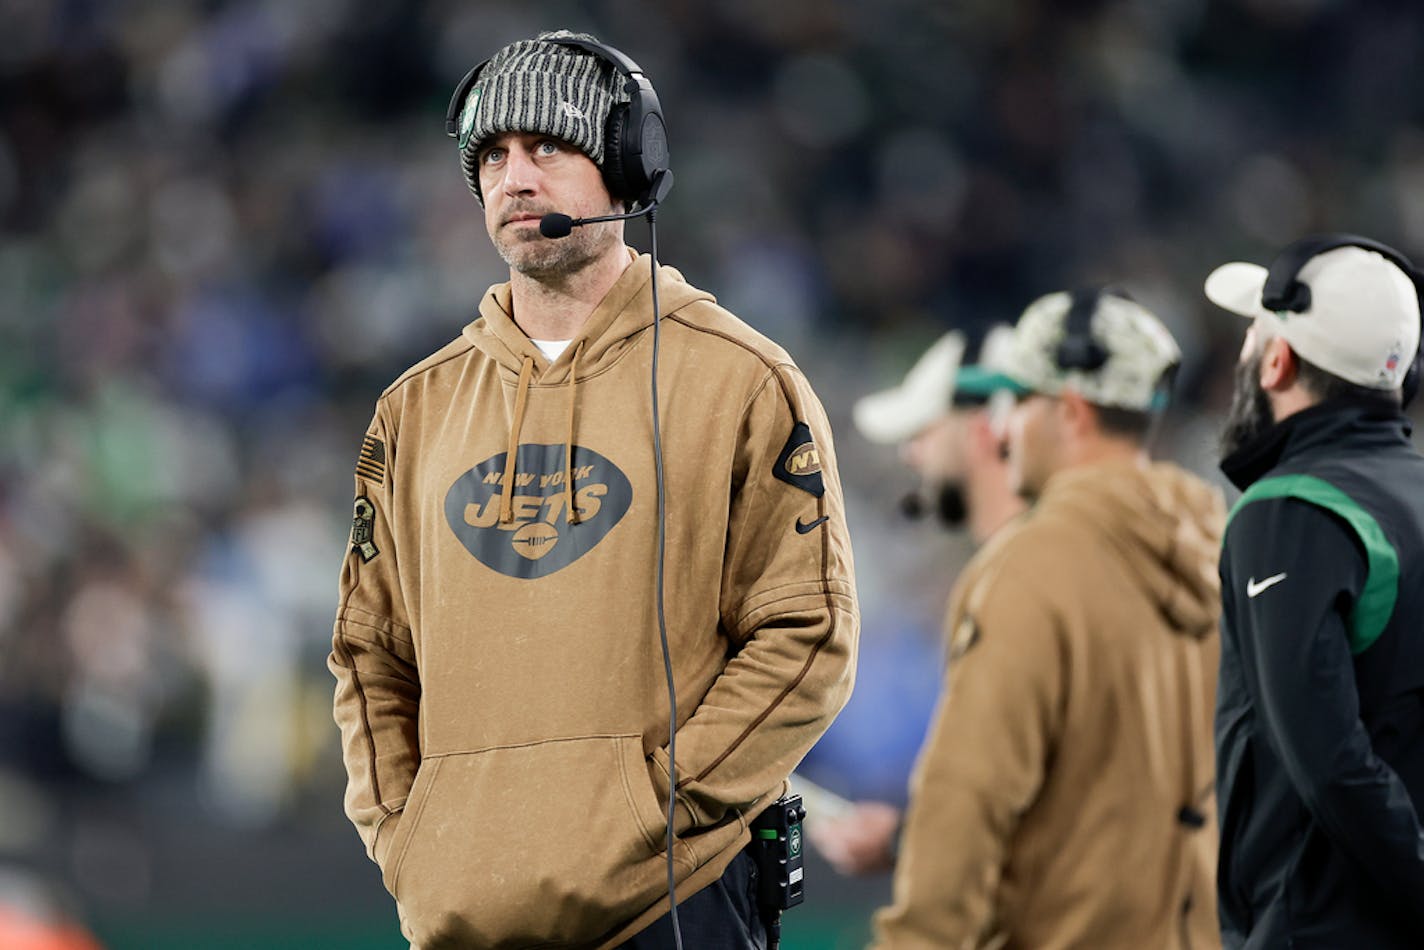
[981,291,1181,411]
[853,326,1020,444]
[1204,243,1422,390]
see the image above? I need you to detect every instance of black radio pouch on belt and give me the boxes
[749,793,805,949]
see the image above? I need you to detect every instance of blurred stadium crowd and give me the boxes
[2,0,1423,944]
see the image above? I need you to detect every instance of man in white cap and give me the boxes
[871,288,1225,949]
[1206,234,1424,948]
[853,326,1026,543]
[807,327,1025,877]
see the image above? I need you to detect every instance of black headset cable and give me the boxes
[647,207,684,950]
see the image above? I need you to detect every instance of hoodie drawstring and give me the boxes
[499,355,535,524]
[564,340,584,524]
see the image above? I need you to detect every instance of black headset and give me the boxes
[444,35,670,207]
[1056,286,1178,413]
[1260,233,1424,407]
[1056,286,1125,372]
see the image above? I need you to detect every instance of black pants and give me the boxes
[617,849,767,949]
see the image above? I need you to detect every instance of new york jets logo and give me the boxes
[457,86,482,149]
[443,444,632,579]
[773,422,825,498]
[785,443,821,477]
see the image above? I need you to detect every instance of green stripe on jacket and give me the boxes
[1227,474,1398,655]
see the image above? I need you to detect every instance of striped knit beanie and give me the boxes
[455,30,628,205]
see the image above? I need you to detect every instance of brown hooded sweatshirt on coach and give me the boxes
[873,460,1224,950]
[329,251,858,949]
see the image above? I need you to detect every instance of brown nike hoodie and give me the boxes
[329,251,858,948]
[874,460,1223,949]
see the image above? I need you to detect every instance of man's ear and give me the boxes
[1259,335,1299,393]
[965,410,1001,460]
[1057,388,1097,438]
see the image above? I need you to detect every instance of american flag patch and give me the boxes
[356,435,386,483]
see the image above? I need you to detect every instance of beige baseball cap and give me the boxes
[1204,244,1421,390]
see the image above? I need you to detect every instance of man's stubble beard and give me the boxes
[1219,349,1274,460]
[494,218,619,282]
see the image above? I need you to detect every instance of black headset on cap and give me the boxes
[1055,286,1179,414]
[444,35,671,208]
[1056,286,1132,372]
[1260,232,1424,408]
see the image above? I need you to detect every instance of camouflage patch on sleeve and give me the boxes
[350,496,379,562]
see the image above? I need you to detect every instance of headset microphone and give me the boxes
[539,170,675,239]
[899,483,968,527]
[898,492,926,520]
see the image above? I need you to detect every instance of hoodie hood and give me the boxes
[1039,461,1225,638]
[463,249,715,380]
[458,249,715,526]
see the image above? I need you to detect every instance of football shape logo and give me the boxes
[511,521,559,560]
[784,442,821,478]
[444,444,633,579]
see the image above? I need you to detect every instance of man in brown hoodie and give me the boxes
[871,289,1224,949]
[328,31,858,949]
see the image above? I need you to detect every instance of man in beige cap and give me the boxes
[872,288,1224,949]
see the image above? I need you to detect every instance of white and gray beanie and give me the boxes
[454,30,628,205]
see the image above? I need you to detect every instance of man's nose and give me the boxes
[502,145,540,195]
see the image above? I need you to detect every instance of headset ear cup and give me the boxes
[1263,279,1312,313]
[602,103,636,204]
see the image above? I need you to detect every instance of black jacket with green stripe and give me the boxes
[1216,398,1424,949]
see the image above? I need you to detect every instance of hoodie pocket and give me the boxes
[387,734,684,948]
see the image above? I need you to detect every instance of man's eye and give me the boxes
[537,140,560,156]
[482,148,505,165]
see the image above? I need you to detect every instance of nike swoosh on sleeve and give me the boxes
[1246,572,1288,597]
[795,515,829,534]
